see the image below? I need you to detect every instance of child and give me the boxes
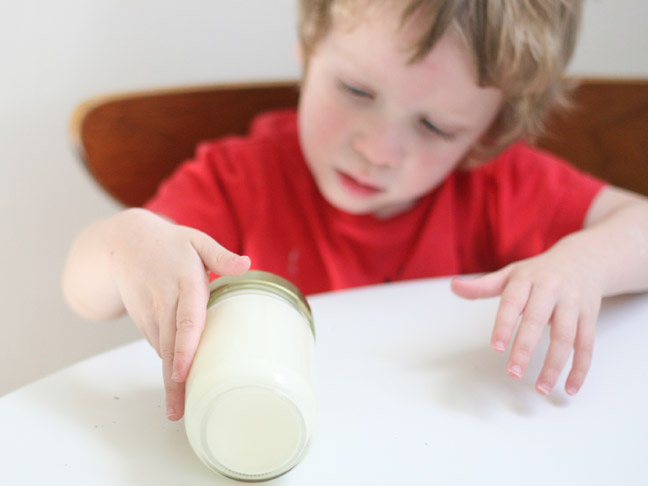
[62,0,648,421]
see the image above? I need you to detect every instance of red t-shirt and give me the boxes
[145,109,605,295]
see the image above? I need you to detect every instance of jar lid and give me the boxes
[208,270,315,338]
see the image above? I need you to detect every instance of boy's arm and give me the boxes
[451,185,648,396]
[62,208,250,420]
[62,213,129,321]
[580,186,648,295]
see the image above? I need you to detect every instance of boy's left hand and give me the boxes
[450,245,603,396]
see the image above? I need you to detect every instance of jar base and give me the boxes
[200,385,307,481]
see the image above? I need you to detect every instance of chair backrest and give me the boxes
[70,78,648,207]
[538,79,648,197]
[70,81,300,207]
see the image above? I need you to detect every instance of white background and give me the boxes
[1,0,647,397]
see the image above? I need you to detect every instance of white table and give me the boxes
[2,277,647,485]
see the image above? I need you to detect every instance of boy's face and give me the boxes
[297,8,503,218]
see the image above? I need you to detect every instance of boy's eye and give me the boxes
[420,117,454,141]
[338,80,374,100]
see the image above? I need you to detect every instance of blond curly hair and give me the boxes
[298,0,583,154]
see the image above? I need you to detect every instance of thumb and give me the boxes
[190,231,251,277]
[451,267,511,300]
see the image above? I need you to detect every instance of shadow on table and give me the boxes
[409,293,648,419]
[416,344,570,418]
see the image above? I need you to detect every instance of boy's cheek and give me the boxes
[301,100,349,149]
[313,110,347,145]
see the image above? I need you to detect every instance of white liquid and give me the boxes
[204,386,303,475]
[185,290,317,481]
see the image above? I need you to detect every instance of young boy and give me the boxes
[63,0,648,421]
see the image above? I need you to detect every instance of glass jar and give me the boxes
[184,270,317,482]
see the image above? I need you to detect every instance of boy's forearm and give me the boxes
[567,192,648,297]
[62,214,125,321]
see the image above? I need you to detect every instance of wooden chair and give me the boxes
[69,78,648,207]
[70,81,300,207]
[538,79,648,197]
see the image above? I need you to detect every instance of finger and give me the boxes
[163,348,186,421]
[159,299,184,420]
[506,284,556,379]
[190,231,251,277]
[450,267,511,300]
[172,276,210,384]
[535,301,578,395]
[490,278,531,353]
[565,307,597,395]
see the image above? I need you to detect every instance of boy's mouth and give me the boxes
[336,170,383,197]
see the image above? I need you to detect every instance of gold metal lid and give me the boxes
[208,271,315,338]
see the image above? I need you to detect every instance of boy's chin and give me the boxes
[323,193,374,216]
[326,195,413,219]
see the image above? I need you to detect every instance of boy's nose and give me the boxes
[352,126,402,168]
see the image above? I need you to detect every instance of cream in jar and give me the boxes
[184,271,317,482]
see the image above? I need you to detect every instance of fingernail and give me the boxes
[234,255,251,269]
[508,364,523,378]
[536,382,551,395]
[167,406,175,418]
[492,341,506,352]
[566,385,579,396]
[171,370,180,382]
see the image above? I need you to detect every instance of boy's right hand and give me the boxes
[95,208,250,420]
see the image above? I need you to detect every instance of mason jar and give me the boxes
[184,270,317,482]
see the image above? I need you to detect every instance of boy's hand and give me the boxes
[450,243,603,397]
[109,209,250,420]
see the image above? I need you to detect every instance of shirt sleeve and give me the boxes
[486,144,606,267]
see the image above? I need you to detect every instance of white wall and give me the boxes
[1,0,646,397]
[569,0,648,77]
[0,0,300,397]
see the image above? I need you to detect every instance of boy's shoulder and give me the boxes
[462,141,605,206]
[484,141,566,170]
[194,109,299,160]
[195,109,299,163]
[248,108,298,138]
[472,141,585,185]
